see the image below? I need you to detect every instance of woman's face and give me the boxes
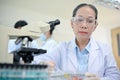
[71,6,98,40]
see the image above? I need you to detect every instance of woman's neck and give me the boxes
[76,38,90,51]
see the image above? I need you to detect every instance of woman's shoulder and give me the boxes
[57,39,74,48]
[91,38,110,48]
[95,40,111,49]
[92,39,112,54]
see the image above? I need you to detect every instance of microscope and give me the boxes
[0,19,60,64]
[0,19,61,80]
[13,36,47,64]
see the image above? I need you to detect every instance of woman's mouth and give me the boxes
[79,31,88,34]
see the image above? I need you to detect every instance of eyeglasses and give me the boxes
[72,16,96,26]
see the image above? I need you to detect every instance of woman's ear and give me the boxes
[71,20,74,28]
[95,21,98,26]
[93,21,98,32]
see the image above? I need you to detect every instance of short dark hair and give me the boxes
[72,3,98,19]
[14,20,28,28]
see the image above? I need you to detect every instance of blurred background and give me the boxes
[0,0,120,43]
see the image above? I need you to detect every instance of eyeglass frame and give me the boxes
[71,16,97,26]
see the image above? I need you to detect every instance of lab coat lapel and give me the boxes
[88,39,99,72]
[67,41,78,70]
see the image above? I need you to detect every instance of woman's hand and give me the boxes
[84,72,100,80]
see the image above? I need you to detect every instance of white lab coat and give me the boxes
[32,38,120,80]
[39,38,57,52]
[8,39,39,53]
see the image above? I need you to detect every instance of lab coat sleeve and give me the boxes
[100,44,120,80]
[31,40,39,48]
[8,40,21,53]
[32,42,62,66]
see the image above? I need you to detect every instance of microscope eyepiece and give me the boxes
[48,19,60,28]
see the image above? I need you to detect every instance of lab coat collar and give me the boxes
[67,37,99,71]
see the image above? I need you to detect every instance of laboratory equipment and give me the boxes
[0,63,48,80]
[0,21,50,63]
[0,63,85,80]
[12,19,60,64]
